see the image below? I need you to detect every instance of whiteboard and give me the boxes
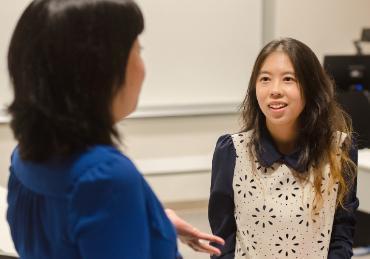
[136,0,262,107]
[0,0,262,119]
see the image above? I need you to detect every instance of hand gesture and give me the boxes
[165,208,224,256]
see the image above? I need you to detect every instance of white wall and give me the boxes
[0,125,16,186]
[0,0,262,114]
[136,0,261,107]
[0,0,31,111]
[263,0,370,61]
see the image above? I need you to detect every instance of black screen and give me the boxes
[324,55,370,148]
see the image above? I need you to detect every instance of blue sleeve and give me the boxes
[208,134,236,259]
[328,141,359,259]
[68,156,150,259]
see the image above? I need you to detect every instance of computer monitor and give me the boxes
[323,55,370,149]
[323,55,370,92]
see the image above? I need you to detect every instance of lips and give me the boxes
[268,102,287,110]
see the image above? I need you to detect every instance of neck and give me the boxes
[266,121,299,155]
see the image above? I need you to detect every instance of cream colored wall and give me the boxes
[263,0,370,60]
[0,114,240,203]
[0,125,16,187]
[117,114,240,203]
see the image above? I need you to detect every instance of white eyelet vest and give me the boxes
[231,131,346,259]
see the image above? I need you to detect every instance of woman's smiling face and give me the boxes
[256,51,305,131]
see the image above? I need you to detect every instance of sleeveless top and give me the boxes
[231,131,346,259]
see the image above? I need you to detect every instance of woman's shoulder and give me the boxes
[213,131,253,165]
[9,145,141,197]
[71,145,141,186]
[215,130,253,149]
[230,130,253,143]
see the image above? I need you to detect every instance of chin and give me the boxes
[267,117,290,126]
[114,111,130,123]
[127,104,138,117]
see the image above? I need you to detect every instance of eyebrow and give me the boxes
[258,71,296,76]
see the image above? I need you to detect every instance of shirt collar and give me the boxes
[257,124,308,173]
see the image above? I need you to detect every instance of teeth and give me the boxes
[269,104,287,109]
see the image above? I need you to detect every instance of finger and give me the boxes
[189,241,222,256]
[193,231,225,245]
[198,241,222,255]
[188,242,207,253]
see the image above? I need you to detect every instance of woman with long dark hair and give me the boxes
[209,38,358,258]
[6,1,223,258]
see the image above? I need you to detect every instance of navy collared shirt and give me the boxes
[208,132,359,259]
[257,124,309,172]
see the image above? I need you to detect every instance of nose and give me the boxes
[270,79,283,97]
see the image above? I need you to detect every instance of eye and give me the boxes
[259,76,270,83]
[283,76,296,83]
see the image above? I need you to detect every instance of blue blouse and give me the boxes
[7,145,180,259]
[208,133,359,259]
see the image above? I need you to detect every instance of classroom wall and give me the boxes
[0,125,15,186]
[263,0,370,61]
[0,0,262,115]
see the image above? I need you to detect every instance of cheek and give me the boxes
[295,92,305,113]
[139,64,145,86]
[137,54,145,77]
[287,86,304,111]
[137,56,145,76]
[255,88,266,110]
[132,63,145,95]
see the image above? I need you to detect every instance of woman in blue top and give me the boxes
[6,0,223,258]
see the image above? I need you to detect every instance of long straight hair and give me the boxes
[241,38,356,209]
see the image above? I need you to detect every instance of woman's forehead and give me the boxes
[259,51,295,74]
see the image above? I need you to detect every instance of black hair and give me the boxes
[7,0,144,161]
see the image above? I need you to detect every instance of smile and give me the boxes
[268,103,287,110]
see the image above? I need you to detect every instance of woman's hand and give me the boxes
[165,208,224,256]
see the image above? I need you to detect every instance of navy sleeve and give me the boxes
[328,141,359,259]
[208,134,237,259]
[68,156,150,259]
